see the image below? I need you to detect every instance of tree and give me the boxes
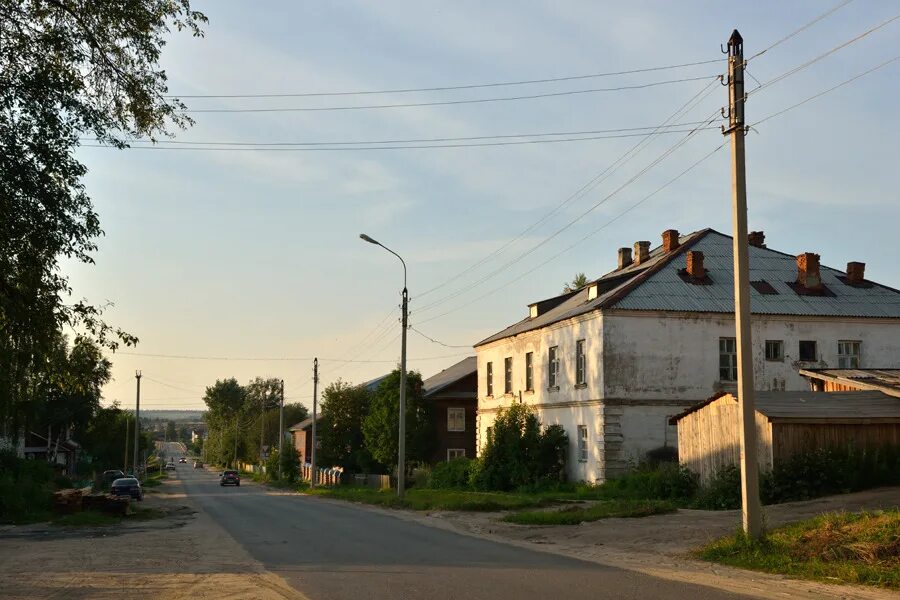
[165,421,177,441]
[318,380,378,473]
[362,370,433,473]
[563,273,589,293]
[202,378,245,466]
[0,1,206,433]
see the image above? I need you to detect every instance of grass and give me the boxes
[52,510,122,527]
[306,487,556,511]
[697,510,900,589]
[502,499,677,525]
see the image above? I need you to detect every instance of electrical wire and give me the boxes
[409,326,473,349]
[115,350,472,362]
[748,0,855,61]
[169,59,723,99]
[414,77,722,300]
[414,141,728,325]
[180,75,719,113]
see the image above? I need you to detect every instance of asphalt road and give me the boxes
[164,444,751,600]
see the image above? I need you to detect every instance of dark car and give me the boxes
[110,477,143,500]
[220,470,240,486]
[178,457,187,463]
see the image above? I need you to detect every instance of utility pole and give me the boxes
[260,386,265,468]
[132,371,141,477]
[725,29,762,538]
[310,358,318,487]
[123,411,130,473]
[233,415,238,469]
[398,287,408,499]
[278,379,285,480]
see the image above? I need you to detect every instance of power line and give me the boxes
[409,326,472,349]
[169,59,723,99]
[85,122,710,147]
[752,54,900,127]
[414,77,722,300]
[748,0,856,61]
[414,141,728,326]
[180,75,719,113]
[115,350,470,363]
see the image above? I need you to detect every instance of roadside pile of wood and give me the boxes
[82,493,131,516]
[53,489,83,514]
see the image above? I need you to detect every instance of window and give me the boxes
[765,340,784,362]
[447,448,466,461]
[799,340,817,362]
[486,362,493,396]
[719,337,737,381]
[525,352,534,391]
[575,339,586,385]
[548,346,560,388]
[838,341,861,368]
[577,425,588,462]
[447,408,465,432]
[504,357,513,394]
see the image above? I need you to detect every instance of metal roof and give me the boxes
[422,356,476,397]
[672,390,900,423]
[800,368,900,398]
[477,229,900,347]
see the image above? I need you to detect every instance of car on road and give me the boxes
[101,469,125,487]
[193,460,203,469]
[164,461,176,470]
[110,477,143,500]
[220,470,240,486]
[178,457,187,463]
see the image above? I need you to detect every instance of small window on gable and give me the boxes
[587,284,598,301]
[799,340,817,362]
[529,305,538,318]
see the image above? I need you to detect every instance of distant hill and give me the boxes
[142,409,205,422]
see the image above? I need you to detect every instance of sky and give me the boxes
[64,1,900,411]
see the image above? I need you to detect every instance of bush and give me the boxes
[597,462,699,502]
[429,458,474,489]
[692,464,742,510]
[0,450,56,521]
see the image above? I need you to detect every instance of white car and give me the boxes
[164,462,176,470]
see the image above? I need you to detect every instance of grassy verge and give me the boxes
[697,510,900,589]
[52,510,123,527]
[503,499,676,525]
[306,487,555,511]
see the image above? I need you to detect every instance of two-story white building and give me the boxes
[474,228,900,483]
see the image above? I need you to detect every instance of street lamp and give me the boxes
[360,233,408,498]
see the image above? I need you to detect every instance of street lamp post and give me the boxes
[359,233,408,498]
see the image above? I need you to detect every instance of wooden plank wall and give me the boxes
[772,423,900,463]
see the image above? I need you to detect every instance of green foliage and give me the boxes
[503,499,676,525]
[318,380,378,472]
[80,405,150,474]
[428,457,477,489]
[0,450,56,521]
[362,370,433,471]
[698,510,900,589]
[644,445,679,467]
[563,272,589,293]
[692,465,742,510]
[595,462,699,503]
[307,486,555,512]
[473,404,568,491]
[264,447,301,483]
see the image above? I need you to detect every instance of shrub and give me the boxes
[597,462,698,502]
[0,450,56,521]
[692,464,742,510]
[429,458,473,489]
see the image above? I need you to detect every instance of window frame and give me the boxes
[837,340,861,368]
[548,346,560,389]
[799,340,818,362]
[719,337,738,382]
[525,352,534,391]
[504,356,513,394]
[447,407,466,432]
[577,425,588,462]
[764,339,784,362]
[447,448,466,461]
[486,362,493,396]
[575,339,586,385]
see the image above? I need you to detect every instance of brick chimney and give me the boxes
[846,261,866,284]
[634,241,651,265]
[662,229,680,252]
[748,231,765,248]
[797,253,822,290]
[686,251,705,279]
[617,247,633,270]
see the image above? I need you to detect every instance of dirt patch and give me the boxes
[0,472,307,599]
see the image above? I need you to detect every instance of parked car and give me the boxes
[220,470,240,486]
[178,457,187,463]
[110,477,143,500]
[193,460,203,468]
[164,462,176,470]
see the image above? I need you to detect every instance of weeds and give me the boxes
[503,500,676,525]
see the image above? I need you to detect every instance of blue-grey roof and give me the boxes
[423,356,476,397]
[477,229,900,347]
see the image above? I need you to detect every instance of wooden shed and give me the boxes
[671,390,900,483]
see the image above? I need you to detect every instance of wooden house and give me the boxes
[670,390,900,482]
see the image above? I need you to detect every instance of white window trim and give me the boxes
[447,448,466,461]
[837,340,861,369]
[577,425,588,462]
[575,339,586,385]
[447,407,465,432]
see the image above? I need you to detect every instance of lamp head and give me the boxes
[359,233,379,245]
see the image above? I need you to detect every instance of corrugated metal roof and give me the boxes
[477,229,900,346]
[423,356,476,397]
[800,368,900,398]
[673,390,900,422]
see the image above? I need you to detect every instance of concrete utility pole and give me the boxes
[725,29,762,538]
[310,358,318,487]
[260,386,265,468]
[278,379,285,480]
[123,411,130,473]
[233,416,238,469]
[132,371,141,477]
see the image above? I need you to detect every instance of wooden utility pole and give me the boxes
[278,379,285,480]
[260,386,265,468]
[132,371,141,477]
[725,29,762,538]
[310,358,318,487]
[123,411,130,473]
